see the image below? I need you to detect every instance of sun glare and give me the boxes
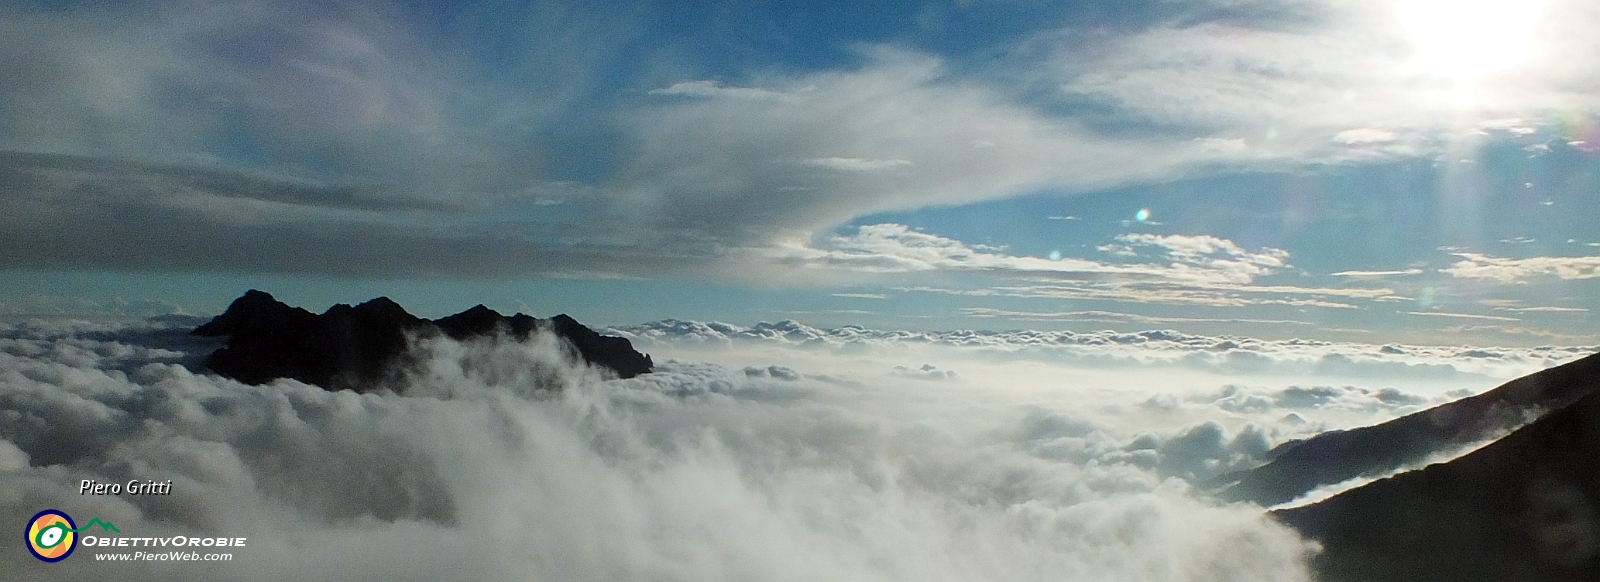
[1398,0,1549,84]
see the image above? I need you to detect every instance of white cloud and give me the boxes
[1441,252,1600,283]
[0,0,591,201]
[0,439,28,471]
[0,42,1261,279]
[1196,383,1430,415]
[1434,324,1600,344]
[830,293,890,300]
[739,224,1416,314]
[617,48,1258,250]
[763,224,1297,289]
[648,80,803,102]
[0,293,187,318]
[0,1,685,278]
[1196,137,1250,153]
[754,223,1398,310]
[608,317,1590,382]
[1114,233,1290,284]
[1047,0,1600,161]
[0,317,1332,580]
[908,283,1378,309]
[891,363,959,381]
[7,311,1592,582]
[800,157,914,171]
[962,307,1313,326]
[1332,128,1399,145]
[1405,311,1521,322]
[1330,269,1424,278]
[740,364,802,380]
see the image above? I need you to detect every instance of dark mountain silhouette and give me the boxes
[1215,352,1600,506]
[1273,389,1600,582]
[192,290,652,390]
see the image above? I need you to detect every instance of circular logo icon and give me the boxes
[26,509,77,562]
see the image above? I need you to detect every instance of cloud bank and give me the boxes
[606,318,1592,382]
[0,316,1342,580]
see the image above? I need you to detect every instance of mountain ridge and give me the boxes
[192,290,652,390]
[1215,351,1600,506]
[1273,386,1600,581]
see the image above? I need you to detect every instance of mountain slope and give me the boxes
[1273,389,1600,582]
[1217,352,1600,506]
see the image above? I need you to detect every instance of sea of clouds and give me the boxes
[2,316,1591,580]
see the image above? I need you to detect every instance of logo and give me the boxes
[25,510,119,563]
[26,510,76,562]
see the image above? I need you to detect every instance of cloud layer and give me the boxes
[0,316,1382,579]
[606,318,1593,382]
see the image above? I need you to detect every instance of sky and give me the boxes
[2,0,1599,346]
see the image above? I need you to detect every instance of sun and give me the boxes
[1398,0,1549,84]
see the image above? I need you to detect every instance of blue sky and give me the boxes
[1,0,1598,345]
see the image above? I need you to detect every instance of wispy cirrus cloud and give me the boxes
[800,157,914,171]
[1441,253,1600,283]
[614,47,1264,247]
[648,80,804,102]
[0,33,1258,279]
[1437,324,1600,344]
[1331,269,1425,278]
[914,284,1381,309]
[765,224,1292,285]
[1405,311,1521,322]
[1332,128,1400,145]
[830,293,890,300]
[756,223,1401,311]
